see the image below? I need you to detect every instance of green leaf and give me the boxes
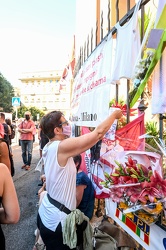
[104,172,110,179]
[111,173,119,177]
[131,174,138,178]
[130,30,166,107]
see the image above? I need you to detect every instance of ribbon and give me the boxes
[111,103,137,116]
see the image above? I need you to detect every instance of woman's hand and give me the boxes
[113,109,123,119]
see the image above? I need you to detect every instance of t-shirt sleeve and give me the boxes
[76,172,89,186]
[18,122,23,129]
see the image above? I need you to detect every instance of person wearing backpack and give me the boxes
[5,118,15,143]
[5,118,15,156]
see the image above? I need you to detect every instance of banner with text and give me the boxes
[71,33,114,127]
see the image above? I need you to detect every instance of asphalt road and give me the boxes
[2,140,41,250]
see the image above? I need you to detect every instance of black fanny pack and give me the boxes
[47,193,71,215]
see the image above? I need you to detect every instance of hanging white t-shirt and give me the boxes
[111,0,141,82]
[151,0,166,114]
[39,140,76,232]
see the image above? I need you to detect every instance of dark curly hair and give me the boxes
[73,154,82,171]
[40,111,63,139]
[5,118,12,126]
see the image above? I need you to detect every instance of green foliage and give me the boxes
[109,98,127,128]
[109,98,125,107]
[145,121,166,151]
[138,8,154,42]
[13,106,45,121]
[0,73,14,113]
[145,121,159,137]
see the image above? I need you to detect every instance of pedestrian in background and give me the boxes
[18,111,35,171]
[37,109,122,250]
[0,163,20,250]
[0,113,11,145]
[5,118,15,155]
[38,124,49,159]
[0,121,13,175]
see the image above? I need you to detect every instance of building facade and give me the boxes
[18,70,72,119]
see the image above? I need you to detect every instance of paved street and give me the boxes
[2,139,41,250]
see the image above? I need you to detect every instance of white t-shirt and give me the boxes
[39,140,76,231]
[111,0,141,82]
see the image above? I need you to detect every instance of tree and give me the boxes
[0,73,14,112]
[12,106,45,121]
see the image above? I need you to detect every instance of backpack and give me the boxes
[10,125,15,140]
[0,138,15,177]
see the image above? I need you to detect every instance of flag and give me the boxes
[60,35,75,83]
[115,113,145,151]
[62,65,69,80]
[70,35,75,76]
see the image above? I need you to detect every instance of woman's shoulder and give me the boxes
[0,139,8,150]
[42,140,59,153]
[0,163,9,172]
[0,163,9,183]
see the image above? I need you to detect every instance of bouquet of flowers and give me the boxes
[129,49,154,104]
[100,156,166,224]
[132,50,154,88]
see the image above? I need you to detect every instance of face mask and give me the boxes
[25,115,30,120]
[62,125,71,137]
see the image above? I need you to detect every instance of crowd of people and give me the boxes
[0,109,122,249]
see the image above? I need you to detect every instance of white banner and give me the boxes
[71,33,114,127]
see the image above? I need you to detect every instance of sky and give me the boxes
[0,0,76,86]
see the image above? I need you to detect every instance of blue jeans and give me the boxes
[20,140,33,166]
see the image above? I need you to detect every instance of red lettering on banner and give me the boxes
[85,63,91,72]
[87,76,106,91]
[92,53,103,67]
[80,70,85,78]
[84,71,96,83]
[81,88,87,94]
[76,83,82,90]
